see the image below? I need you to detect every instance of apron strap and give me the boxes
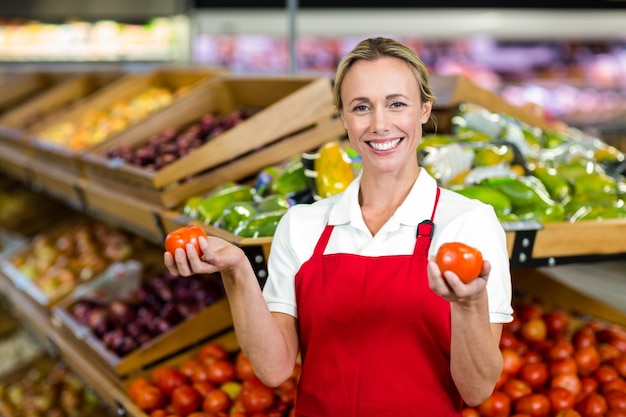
[312,224,334,257]
[415,187,441,257]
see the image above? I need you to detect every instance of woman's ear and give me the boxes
[421,101,433,124]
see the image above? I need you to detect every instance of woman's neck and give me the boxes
[358,167,420,236]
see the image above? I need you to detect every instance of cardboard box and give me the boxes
[81,75,344,209]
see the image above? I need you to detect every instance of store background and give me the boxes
[2,0,626,146]
[1,3,626,416]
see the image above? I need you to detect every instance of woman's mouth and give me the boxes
[368,138,402,151]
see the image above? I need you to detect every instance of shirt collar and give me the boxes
[328,168,440,227]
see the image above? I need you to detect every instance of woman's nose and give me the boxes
[371,108,390,134]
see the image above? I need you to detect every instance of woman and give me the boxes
[165,37,513,416]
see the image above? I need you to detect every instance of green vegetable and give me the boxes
[234,209,287,238]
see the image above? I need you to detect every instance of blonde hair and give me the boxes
[333,37,436,115]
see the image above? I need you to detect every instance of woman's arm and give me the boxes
[428,260,504,406]
[164,236,300,387]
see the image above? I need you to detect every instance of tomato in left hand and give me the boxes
[435,242,483,283]
[165,225,207,255]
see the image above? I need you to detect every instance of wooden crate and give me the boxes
[50,252,234,382]
[0,71,72,114]
[81,75,343,209]
[23,67,225,179]
[0,72,123,175]
[81,178,168,245]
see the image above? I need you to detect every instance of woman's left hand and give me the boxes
[427,259,490,306]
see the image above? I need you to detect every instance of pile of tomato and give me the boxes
[127,341,300,417]
[464,301,626,417]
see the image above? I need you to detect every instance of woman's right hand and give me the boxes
[164,235,248,277]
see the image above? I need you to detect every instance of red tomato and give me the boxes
[546,387,576,413]
[194,380,217,397]
[576,392,608,417]
[520,318,548,344]
[545,340,575,362]
[519,362,549,390]
[595,364,619,384]
[241,384,276,414]
[191,363,211,384]
[462,408,481,417]
[514,393,551,416]
[607,410,626,417]
[478,390,511,417]
[171,385,203,416]
[134,385,165,412]
[605,390,626,410]
[502,379,533,401]
[549,357,578,377]
[199,342,229,365]
[573,327,597,350]
[128,377,153,403]
[575,346,601,376]
[551,373,582,396]
[150,410,169,417]
[612,357,626,378]
[598,344,621,363]
[202,389,233,413]
[236,351,257,381]
[603,378,626,394]
[165,225,207,255]
[502,348,524,377]
[180,358,205,378]
[207,360,237,385]
[543,310,570,338]
[555,410,582,417]
[435,242,483,283]
[151,365,188,397]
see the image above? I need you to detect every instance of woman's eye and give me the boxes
[390,101,406,109]
[353,104,369,112]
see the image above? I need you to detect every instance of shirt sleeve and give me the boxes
[262,207,302,318]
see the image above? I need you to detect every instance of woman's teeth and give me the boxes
[369,138,401,151]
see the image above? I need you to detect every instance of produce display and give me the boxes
[420,103,626,223]
[463,300,626,417]
[0,67,625,417]
[181,157,314,238]
[6,219,140,302]
[67,269,226,357]
[126,339,300,417]
[32,86,187,150]
[103,110,252,171]
[0,357,115,417]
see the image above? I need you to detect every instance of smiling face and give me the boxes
[339,56,432,178]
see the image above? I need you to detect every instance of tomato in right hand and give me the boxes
[435,242,484,283]
[165,225,207,255]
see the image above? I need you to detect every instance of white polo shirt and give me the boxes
[263,168,513,324]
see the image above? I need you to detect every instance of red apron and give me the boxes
[294,187,462,416]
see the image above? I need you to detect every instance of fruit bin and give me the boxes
[0,351,120,417]
[0,70,75,115]
[50,245,234,383]
[0,214,145,311]
[21,66,225,182]
[0,71,123,182]
[80,74,344,210]
[114,330,241,417]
